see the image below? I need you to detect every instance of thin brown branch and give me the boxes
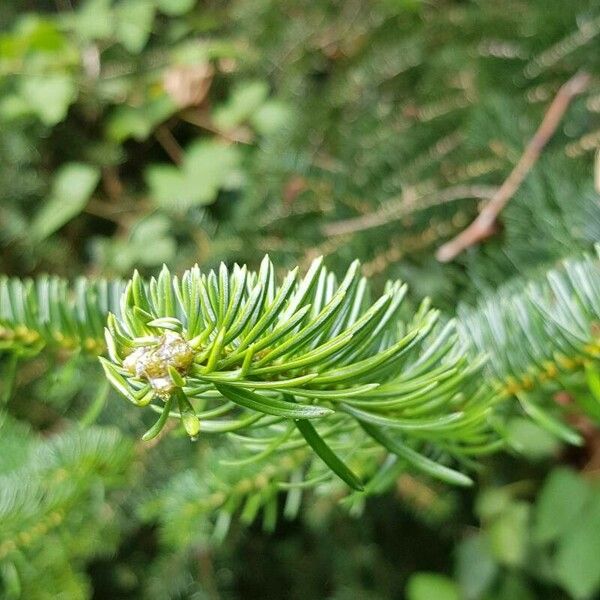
[179,109,254,145]
[323,184,498,237]
[101,166,124,201]
[83,202,121,224]
[155,125,184,165]
[595,149,600,194]
[84,197,149,228]
[196,548,222,600]
[436,71,591,262]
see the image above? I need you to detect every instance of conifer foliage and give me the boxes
[1,0,600,597]
[2,251,600,495]
[100,256,496,488]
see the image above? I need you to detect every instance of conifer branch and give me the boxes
[100,257,496,488]
[458,246,600,444]
[2,250,599,495]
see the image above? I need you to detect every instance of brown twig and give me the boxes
[196,548,222,600]
[180,109,254,145]
[323,184,498,237]
[83,201,121,224]
[155,124,184,165]
[84,198,141,225]
[101,166,124,201]
[436,71,591,262]
[594,149,600,194]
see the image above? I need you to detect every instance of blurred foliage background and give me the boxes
[1,0,600,598]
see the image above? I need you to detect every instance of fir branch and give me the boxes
[0,275,124,356]
[3,249,599,495]
[0,425,132,561]
[102,256,496,488]
[458,247,600,442]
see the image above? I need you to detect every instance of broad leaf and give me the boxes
[155,0,195,16]
[31,163,100,240]
[146,140,242,211]
[406,573,459,600]
[534,468,591,544]
[455,534,498,600]
[20,74,76,125]
[488,502,530,567]
[214,80,269,130]
[554,493,600,600]
[115,0,155,53]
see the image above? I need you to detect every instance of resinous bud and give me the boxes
[123,331,194,398]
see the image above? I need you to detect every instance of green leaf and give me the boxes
[294,418,363,490]
[146,140,242,211]
[155,0,196,16]
[475,487,513,521]
[168,365,186,387]
[95,214,176,271]
[72,0,113,40]
[488,502,530,567]
[115,0,155,54]
[99,357,136,404]
[106,96,176,142]
[214,80,269,130]
[495,575,536,600]
[577,363,600,421]
[201,373,318,390]
[406,573,459,600]
[251,101,294,135]
[0,416,33,474]
[221,423,294,467]
[214,383,333,419]
[455,534,498,600]
[586,363,600,404]
[9,16,68,54]
[0,94,32,121]
[31,163,100,241]
[145,165,184,204]
[554,492,600,599]
[505,417,559,459]
[176,390,200,438]
[0,561,21,600]
[534,468,591,544]
[20,74,76,125]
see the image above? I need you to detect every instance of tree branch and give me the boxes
[155,125,184,165]
[323,185,498,237]
[436,71,591,263]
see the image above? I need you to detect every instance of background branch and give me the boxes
[323,185,498,237]
[436,71,591,262]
